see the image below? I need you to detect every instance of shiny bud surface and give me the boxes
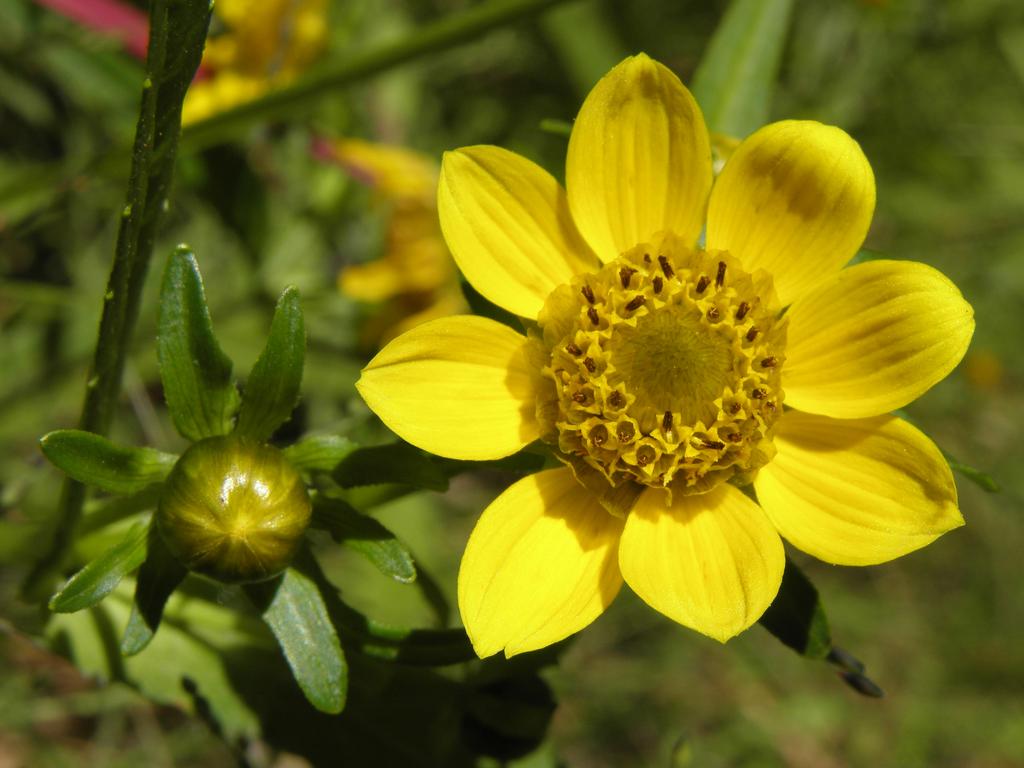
[157,436,311,583]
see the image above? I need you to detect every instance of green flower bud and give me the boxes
[157,436,311,583]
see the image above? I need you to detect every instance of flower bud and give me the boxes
[157,436,311,583]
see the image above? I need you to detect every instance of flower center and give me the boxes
[535,233,787,497]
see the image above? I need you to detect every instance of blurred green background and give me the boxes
[1,0,1022,765]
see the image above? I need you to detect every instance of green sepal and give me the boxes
[282,434,357,473]
[300,554,474,666]
[691,0,795,138]
[49,519,150,613]
[245,563,347,714]
[461,278,522,331]
[333,441,548,494]
[157,247,240,442]
[333,442,452,492]
[758,556,831,659]
[413,560,451,628]
[944,452,1000,493]
[538,118,573,137]
[40,430,177,494]
[234,286,305,441]
[311,496,416,584]
[827,646,885,698]
[121,528,188,656]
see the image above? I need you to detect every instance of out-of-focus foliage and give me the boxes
[1,0,1022,766]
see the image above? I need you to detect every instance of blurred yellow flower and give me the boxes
[357,55,974,656]
[331,139,466,345]
[182,0,328,124]
[963,349,1004,391]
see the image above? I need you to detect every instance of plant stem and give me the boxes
[24,0,212,596]
[182,0,576,149]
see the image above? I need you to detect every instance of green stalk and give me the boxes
[25,0,212,596]
[182,0,575,149]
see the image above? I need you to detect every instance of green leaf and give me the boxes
[334,442,452,492]
[48,583,267,741]
[157,247,240,442]
[235,287,306,441]
[245,567,348,714]
[121,529,188,656]
[311,497,417,584]
[282,434,357,473]
[40,430,177,495]
[691,0,795,138]
[758,556,832,659]
[49,520,150,613]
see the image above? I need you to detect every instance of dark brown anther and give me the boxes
[572,391,588,404]
[588,306,600,326]
[581,284,595,304]
[583,357,597,373]
[619,267,637,288]
[707,306,720,322]
[637,449,653,467]
[728,402,742,415]
[751,387,767,400]
[616,422,635,443]
[765,400,778,412]
[625,295,646,312]
[726,432,742,442]
[746,326,759,342]
[662,411,673,431]
[701,438,726,450]
[715,261,726,288]
[608,391,625,407]
[643,253,652,263]
[658,255,675,279]
[652,276,663,294]
[696,275,710,294]
[735,301,750,320]
[760,356,778,368]
[565,342,582,356]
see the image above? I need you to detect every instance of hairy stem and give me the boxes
[25,0,212,595]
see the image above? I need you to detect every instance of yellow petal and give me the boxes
[706,120,875,305]
[356,316,538,460]
[783,260,974,418]
[458,468,625,658]
[619,484,784,643]
[438,146,597,319]
[566,54,712,262]
[754,411,964,566]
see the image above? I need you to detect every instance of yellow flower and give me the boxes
[332,139,467,344]
[357,55,974,655]
[182,0,328,125]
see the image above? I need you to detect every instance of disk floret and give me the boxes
[537,233,787,496]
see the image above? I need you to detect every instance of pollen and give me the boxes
[535,233,787,498]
